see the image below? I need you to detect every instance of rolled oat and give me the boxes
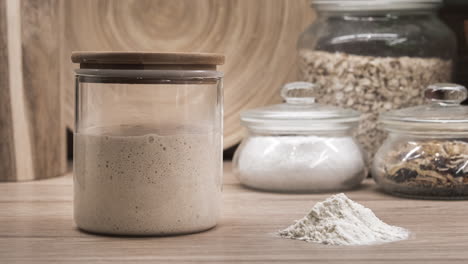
[298,50,452,162]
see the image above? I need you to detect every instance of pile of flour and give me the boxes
[278,193,409,246]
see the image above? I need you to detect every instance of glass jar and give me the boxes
[373,83,468,199]
[72,52,224,235]
[298,0,456,163]
[233,82,367,193]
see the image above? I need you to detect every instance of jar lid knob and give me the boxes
[425,83,467,105]
[280,82,317,104]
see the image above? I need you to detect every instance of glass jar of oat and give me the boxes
[298,0,456,163]
[373,83,468,199]
[72,52,224,235]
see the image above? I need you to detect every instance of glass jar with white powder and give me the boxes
[233,82,367,193]
[72,52,224,235]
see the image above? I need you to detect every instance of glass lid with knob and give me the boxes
[380,83,468,134]
[240,82,361,134]
[312,0,442,11]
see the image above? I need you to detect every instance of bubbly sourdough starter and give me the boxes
[74,126,222,235]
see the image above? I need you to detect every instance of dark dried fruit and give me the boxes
[383,140,468,190]
[393,168,418,183]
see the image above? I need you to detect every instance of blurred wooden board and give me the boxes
[0,0,15,179]
[1,162,468,263]
[0,0,67,181]
[60,0,314,148]
[21,0,66,179]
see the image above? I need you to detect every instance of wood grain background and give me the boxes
[1,0,314,181]
[21,0,66,179]
[60,0,315,148]
[0,0,15,180]
[0,0,67,181]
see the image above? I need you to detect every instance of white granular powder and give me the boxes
[235,136,366,192]
[278,193,409,246]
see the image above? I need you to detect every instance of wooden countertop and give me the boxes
[1,162,468,264]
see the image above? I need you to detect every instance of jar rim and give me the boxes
[74,69,223,84]
[75,69,223,78]
[380,121,468,136]
[312,0,442,12]
[240,116,360,134]
[71,51,225,70]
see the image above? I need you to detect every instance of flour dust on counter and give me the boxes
[278,193,409,246]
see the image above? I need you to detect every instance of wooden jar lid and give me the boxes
[71,52,225,70]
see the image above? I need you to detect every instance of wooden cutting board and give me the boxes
[60,0,315,149]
